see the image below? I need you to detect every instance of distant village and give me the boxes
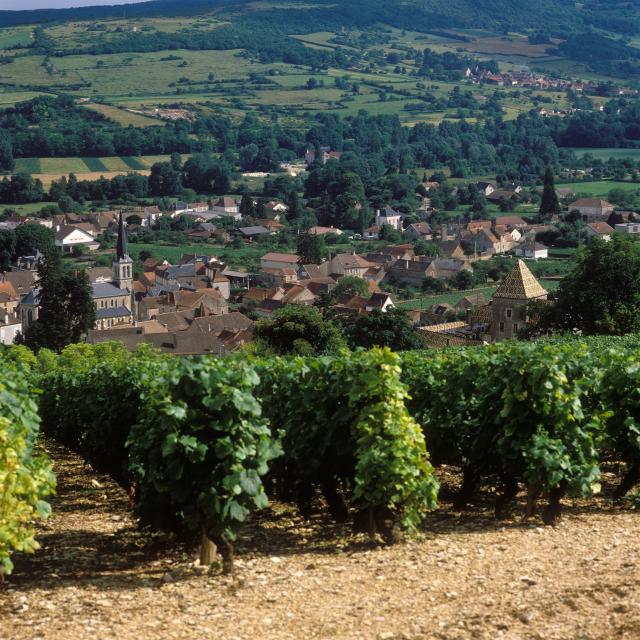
[1,176,638,353]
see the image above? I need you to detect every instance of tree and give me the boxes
[149,162,182,197]
[239,194,255,218]
[0,130,14,172]
[14,224,54,258]
[380,224,402,242]
[297,233,325,265]
[333,275,369,298]
[0,229,16,271]
[340,308,423,351]
[536,235,640,335]
[449,269,474,290]
[253,305,345,356]
[539,166,560,220]
[21,249,96,351]
[71,244,86,258]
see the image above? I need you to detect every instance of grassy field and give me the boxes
[12,154,186,183]
[398,278,561,311]
[556,181,640,196]
[0,25,33,49]
[81,103,160,127]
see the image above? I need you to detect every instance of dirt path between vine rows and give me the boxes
[1,440,640,640]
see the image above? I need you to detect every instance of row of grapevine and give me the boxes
[0,347,55,576]
[10,335,640,573]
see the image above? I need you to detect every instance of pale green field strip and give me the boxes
[556,181,640,196]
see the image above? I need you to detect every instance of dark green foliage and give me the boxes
[296,232,325,264]
[256,348,439,537]
[536,235,640,335]
[333,275,370,298]
[253,305,346,356]
[21,248,96,352]
[340,308,423,351]
[539,167,561,219]
[128,357,281,569]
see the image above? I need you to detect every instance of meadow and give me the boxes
[556,181,640,197]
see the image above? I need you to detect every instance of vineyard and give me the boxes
[3,336,640,577]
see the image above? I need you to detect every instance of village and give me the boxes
[0,176,636,354]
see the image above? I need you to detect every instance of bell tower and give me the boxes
[113,212,133,291]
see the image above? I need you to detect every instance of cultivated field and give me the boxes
[556,181,640,196]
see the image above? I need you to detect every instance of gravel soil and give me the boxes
[1,440,639,640]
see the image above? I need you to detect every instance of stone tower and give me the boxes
[112,212,133,291]
[490,259,547,341]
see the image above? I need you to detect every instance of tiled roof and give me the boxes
[492,260,548,300]
[261,252,300,263]
[92,282,129,298]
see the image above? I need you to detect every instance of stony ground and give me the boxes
[1,441,639,640]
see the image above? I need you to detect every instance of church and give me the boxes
[93,212,134,330]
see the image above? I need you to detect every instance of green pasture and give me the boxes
[556,181,640,196]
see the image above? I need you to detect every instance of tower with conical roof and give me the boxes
[489,259,547,341]
[112,212,133,291]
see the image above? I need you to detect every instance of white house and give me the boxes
[515,243,549,260]
[615,223,640,235]
[0,311,21,345]
[375,205,403,231]
[54,226,100,253]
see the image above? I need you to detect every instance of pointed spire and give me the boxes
[116,212,129,260]
[493,260,548,300]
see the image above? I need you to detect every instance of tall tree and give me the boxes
[0,130,14,172]
[239,194,255,218]
[539,166,561,220]
[22,249,96,351]
[297,233,325,265]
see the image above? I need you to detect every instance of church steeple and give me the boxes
[116,211,129,260]
[113,212,133,291]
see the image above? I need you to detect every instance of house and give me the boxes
[404,222,433,241]
[363,225,381,240]
[333,292,394,315]
[260,252,300,271]
[205,268,231,299]
[569,198,615,221]
[210,197,239,216]
[375,205,403,231]
[475,181,497,196]
[615,223,640,235]
[425,259,473,281]
[239,225,271,238]
[438,241,466,260]
[308,226,344,236]
[586,221,615,241]
[494,215,528,230]
[223,270,251,290]
[0,311,21,345]
[54,226,100,253]
[262,201,288,221]
[258,267,298,287]
[515,242,549,260]
[456,294,487,311]
[329,253,376,278]
[389,257,435,288]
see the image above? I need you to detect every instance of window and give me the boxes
[514,323,519,333]
[506,309,512,319]
[499,321,505,333]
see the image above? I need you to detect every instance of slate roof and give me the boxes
[95,306,131,320]
[92,282,129,298]
[492,260,548,300]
